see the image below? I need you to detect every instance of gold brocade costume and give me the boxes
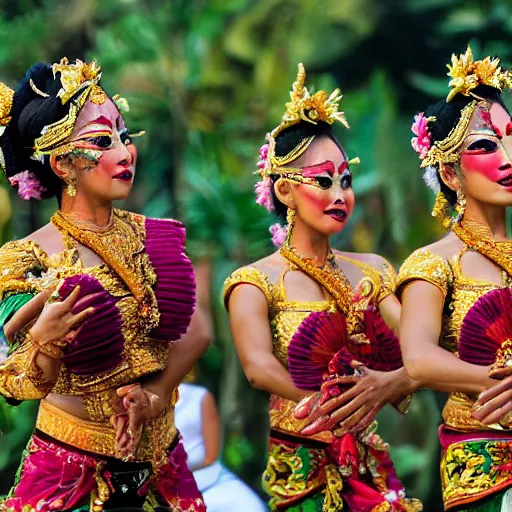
[398,246,510,432]
[397,234,512,509]
[224,254,396,442]
[223,254,424,512]
[0,209,194,465]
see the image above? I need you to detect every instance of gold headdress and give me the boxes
[32,58,105,160]
[412,45,512,228]
[267,63,349,169]
[446,46,512,103]
[255,63,358,214]
[416,46,512,171]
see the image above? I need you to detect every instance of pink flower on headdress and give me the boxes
[8,171,46,200]
[255,177,275,212]
[259,144,269,161]
[411,112,432,160]
[269,223,287,247]
[257,144,269,170]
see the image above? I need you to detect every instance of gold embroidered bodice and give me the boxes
[223,254,397,438]
[0,209,195,461]
[397,246,512,432]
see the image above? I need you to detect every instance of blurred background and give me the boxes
[0,0,511,509]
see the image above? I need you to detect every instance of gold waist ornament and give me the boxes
[36,399,177,465]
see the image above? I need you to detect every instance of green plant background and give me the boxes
[1,1,511,509]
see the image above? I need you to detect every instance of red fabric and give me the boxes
[4,434,205,511]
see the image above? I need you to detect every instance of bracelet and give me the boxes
[27,331,65,360]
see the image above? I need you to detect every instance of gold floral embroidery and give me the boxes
[441,437,512,508]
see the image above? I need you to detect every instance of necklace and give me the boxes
[279,242,354,318]
[57,210,115,234]
[453,220,512,276]
[51,209,158,324]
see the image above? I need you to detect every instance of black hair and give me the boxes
[270,120,340,220]
[1,62,103,200]
[424,84,508,205]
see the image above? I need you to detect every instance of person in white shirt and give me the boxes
[175,382,268,511]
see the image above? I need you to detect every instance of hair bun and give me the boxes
[1,62,69,199]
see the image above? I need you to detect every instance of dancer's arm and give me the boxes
[0,286,94,399]
[228,283,311,403]
[400,280,494,393]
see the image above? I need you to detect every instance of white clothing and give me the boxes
[176,383,267,511]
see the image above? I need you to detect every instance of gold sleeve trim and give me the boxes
[223,266,272,310]
[0,336,55,400]
[397,249,452,299]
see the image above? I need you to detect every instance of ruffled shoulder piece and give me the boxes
[397,249,453,298]
[144,217,196,342]
[223,266,272,310]
[0,240,48,299]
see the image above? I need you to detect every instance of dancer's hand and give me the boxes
[113,382,167,459]
[3,288,54,343]
[472,375,512,426]
[28,285,95,350]
[295,366,409,437]
[294,373,361,435]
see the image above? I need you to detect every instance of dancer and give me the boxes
[0,58,208,510]
[223,64,421,511]
[175,380,268,511]
[398,46,512,510]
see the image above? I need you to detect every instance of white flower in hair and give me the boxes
[423,166,441,193]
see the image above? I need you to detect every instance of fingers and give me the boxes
[60,285,81,312]
[4,288,54,341]
[117,383,141,398]
[323,388,373,428]
[71,292,104,314]
[300,415,330,436]
[67,307,95,329]
[294,393,320,420]
[475,377,512,407]
[333,406,377,437]
[473,386,512,424]
[477,399,512,426]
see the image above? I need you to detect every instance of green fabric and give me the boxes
[457,489,505,511]
[286,493,325,511]
[0,293,35,353]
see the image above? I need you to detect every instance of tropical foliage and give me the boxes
[1,1,512,508]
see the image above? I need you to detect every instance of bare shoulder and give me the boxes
[333,249,392,271]
[415,232,463,261]
[22,223,64,255]
[244,251,289,282]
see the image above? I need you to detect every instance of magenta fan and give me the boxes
[288,310,348,391]
[360,307,403,372]
[458,288,512,377]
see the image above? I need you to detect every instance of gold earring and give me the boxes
[432,191,452,229]
[455,188,466,223]
[284,208,296,246]
[66,175,77,197]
